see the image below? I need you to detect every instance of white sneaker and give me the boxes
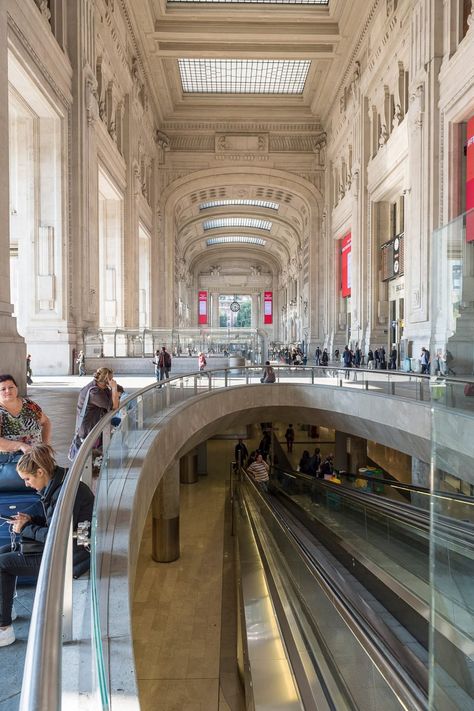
[0,626,15,647]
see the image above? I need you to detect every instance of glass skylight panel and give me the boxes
[203,217,272,230]
[171,1,328,4]
[200,199,279,211]
[206,236,266,246]
[178,59,310,94]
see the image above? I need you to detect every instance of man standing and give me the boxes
[420,347,430,374]
[285,424,295,453]
[158,346,172,380]
[314,346,321,365]
[234,438,249,467]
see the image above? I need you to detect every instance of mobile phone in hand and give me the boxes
[0,515,15,522]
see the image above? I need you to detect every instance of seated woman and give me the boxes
[260,361,276,383]
[0,373,51,490]
[0,444,94,647]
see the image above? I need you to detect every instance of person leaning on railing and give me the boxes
[0,444,94,647]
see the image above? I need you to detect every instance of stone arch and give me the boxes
[153,167,323,344]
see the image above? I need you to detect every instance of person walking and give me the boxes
[343,346,352,379]
[198,352,207,372]
[420,347,430,374]
[76,350,86,377]
[314,346,321,366]
[26,355,33,385]
[390,346,397,370]
[158,346,172,380]
[284,424,295,453]
[367,348,374,369]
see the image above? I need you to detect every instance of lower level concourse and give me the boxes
[2,371,473,710]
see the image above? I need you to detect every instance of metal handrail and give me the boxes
[18,365,474,710]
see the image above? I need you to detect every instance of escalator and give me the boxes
[235,467,473,710]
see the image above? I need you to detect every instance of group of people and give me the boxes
[299,449,335,478]
[0,373,94,647]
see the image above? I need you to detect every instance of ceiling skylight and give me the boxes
[206,236,267,246]
[200,199,279,211]
[178,59,311,94]
[171,1,328,4]
[203,217,272,230]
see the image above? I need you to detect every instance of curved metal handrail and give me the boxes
[18,365,474,710]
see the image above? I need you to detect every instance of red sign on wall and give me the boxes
[198,290,208,324]
[466,116,474,241]
[264,291,273,325]
[341,233,351,297]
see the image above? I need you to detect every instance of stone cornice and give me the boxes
[161,122,322,132]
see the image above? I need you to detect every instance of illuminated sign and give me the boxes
[264,291,273,325]
[198,290,208,324]
[341,233,351,297]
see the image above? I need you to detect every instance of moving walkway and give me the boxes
[235,466,473,710]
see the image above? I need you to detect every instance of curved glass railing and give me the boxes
[18,366,474,709]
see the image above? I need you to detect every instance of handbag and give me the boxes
[464,383,474,397]
[68,387,92,461]
[20,538,44,554]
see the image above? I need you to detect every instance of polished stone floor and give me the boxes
[132,438,245,711]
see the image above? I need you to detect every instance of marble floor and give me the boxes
[132,438,246,711]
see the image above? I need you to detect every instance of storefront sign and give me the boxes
[264,291,273,324]
[198,290,208,324]
[341,233,351,298]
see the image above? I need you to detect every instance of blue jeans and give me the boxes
[0,544,41,626]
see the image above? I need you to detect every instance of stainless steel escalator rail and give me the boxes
[271,465,474,552]
[242,473,430,711]
[18,406,119,711]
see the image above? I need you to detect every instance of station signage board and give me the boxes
[264,291,273,324]
[198,290,208,324]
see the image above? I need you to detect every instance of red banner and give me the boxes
[198,290,208,324]
[264,291,273,325]
[466,117,474,241]
[341,233,351,297]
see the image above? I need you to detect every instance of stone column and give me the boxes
[0,3,26,389]
[211,291,220,329]
[152,461,180,562]
[180,449,198,484]
[251,293,259,329]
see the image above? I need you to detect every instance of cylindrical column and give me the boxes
[197,441,208,476]
[334,431,349,471]
[180,450,198,484]
[152,461,180,562]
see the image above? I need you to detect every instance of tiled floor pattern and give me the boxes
[132,439,245,711]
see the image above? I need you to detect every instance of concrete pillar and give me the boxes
[411,457,430,510]
[180,449,198,484]
[197,441,208,476]
[152,461,180,562]
[0,4,26,390]
[334,431,348,472]
[348,435,367,474]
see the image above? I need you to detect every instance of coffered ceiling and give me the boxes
[125,0,365,125]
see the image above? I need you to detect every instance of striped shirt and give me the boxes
[248,460,269,483]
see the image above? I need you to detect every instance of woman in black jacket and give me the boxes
[0,444,94,647]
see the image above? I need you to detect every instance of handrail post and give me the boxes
[225,369,228,387]
[137,395,144,429]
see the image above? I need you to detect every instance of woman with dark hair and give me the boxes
[0,444,94,646]
[299,450,311,474]
[0,375,51,454]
